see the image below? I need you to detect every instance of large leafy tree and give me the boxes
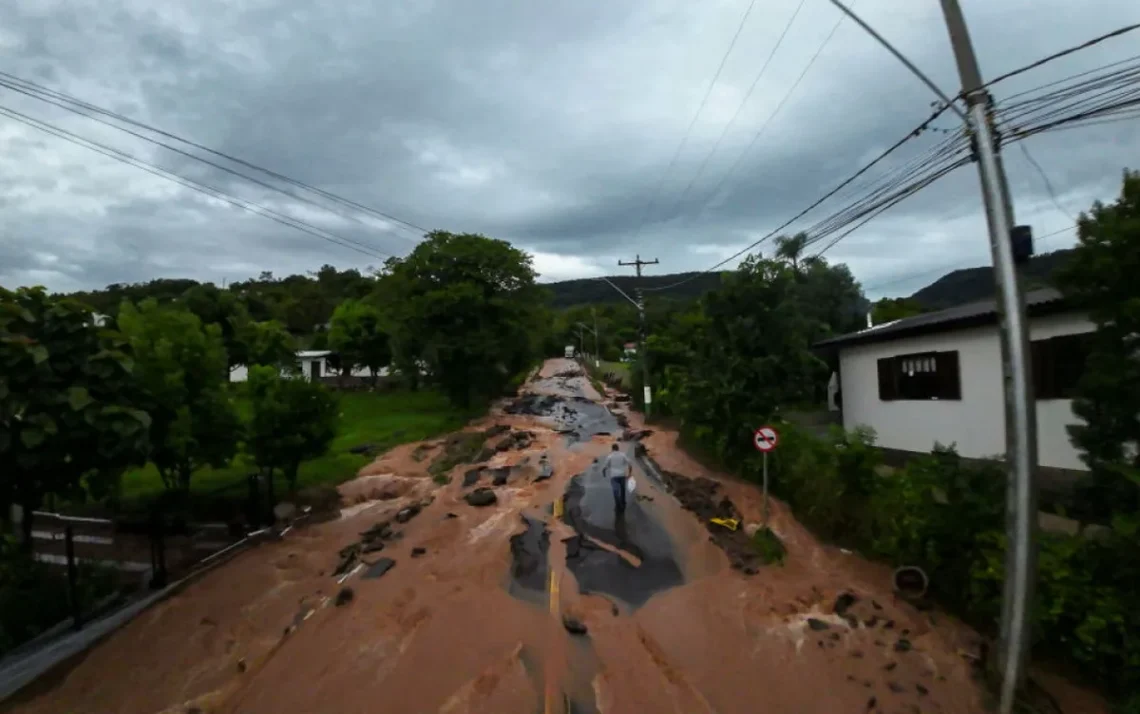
[327,299,390,383]
[117,299,239,495]
[1055,169,1140,521]
[234,318,297,373]
[378,231,545,406]
[245,366,339,502]
[0,288,150,544]
[180,283,247,370]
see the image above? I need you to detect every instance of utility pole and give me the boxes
[618,255,659,416]
[938,3,1037,711]
[592,307,600,369]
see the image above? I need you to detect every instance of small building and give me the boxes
[230,350,385,383]
[814,288,1093,488]
[622,342,638,360]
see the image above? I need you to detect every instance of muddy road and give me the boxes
[3,360,1103,714]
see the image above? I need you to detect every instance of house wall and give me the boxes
[839,311,1095,472]
[229,359,385,383]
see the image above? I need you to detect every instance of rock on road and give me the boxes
[1,359,1103,714]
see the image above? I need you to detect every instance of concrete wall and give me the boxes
[838,311,1094,471]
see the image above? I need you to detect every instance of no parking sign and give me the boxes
[753,425,779,452]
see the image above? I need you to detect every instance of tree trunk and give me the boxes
[285,463,300,496]
[264,467,276,524]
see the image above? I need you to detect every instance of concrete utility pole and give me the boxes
[825,1,1037,710]
[592,307,600,368]
[618,255,659,416]
[938,3,1037,710]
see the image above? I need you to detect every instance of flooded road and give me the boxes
[2,359,1107,714]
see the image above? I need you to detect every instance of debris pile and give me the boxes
[657,468,767,574]
[503,393,561,416]
[333,500,428,576]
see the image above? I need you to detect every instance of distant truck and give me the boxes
[564,345,575,359]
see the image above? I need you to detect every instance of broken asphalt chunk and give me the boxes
[562,615,588,636]
[894,638,913,653]
[395,504,421,523]
[465,487,497,507]
[462,468,483,487]
[833,591,858,616]
[411,547,426,557]
[807,618,830,631]
[363,557,396,580]
[335,587,354,606]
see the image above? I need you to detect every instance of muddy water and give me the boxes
[3,358,1109,714]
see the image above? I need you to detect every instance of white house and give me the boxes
[815,288,1093,483]
[229,350,387,383]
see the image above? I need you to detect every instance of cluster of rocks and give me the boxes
[333,500,428,577]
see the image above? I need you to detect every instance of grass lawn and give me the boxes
[598,360,632,387]
[116,390,478,508]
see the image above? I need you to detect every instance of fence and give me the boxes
[28,511,245,628]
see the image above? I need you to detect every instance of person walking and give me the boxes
[602,442,632,513]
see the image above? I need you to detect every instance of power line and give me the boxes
[1017,142,1076,222]
[982,22,1140,90]
[677,1,853,228]
[0,103,393,261]
[627,0,759,241]
[644,102,954,292]
[669,0,810,214]
[0,70,431,238]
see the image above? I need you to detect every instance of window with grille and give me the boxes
[877,351,961,401]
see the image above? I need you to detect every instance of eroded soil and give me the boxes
[2,360,1107,714]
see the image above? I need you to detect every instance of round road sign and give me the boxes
[753,426,779,452]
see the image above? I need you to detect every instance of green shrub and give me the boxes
[751,527,786,565]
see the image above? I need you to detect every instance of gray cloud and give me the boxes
[0,0,1137,298]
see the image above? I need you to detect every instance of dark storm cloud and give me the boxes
[0,0,1136,294]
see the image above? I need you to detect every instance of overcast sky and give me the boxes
[1,0,1136,299]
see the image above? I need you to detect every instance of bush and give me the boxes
[751,527,786,565]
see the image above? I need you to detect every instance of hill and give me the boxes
[909,248,1074,310]
[541,271,724,309]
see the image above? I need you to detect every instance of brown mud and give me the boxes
[2,359,1109,714]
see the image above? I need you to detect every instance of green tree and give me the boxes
[1055,169,1140,520]
[234,319,297,372]
[871,297,925,325]
[774,232,810,273]
[327,299,390,384]
[180,283,247,370]
[378,231,545,406]
[117,300,239,496]
[0,288,150,545]
[245,367,339,501]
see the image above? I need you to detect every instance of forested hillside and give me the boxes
[909,248,1075,310]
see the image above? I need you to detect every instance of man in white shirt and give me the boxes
[602,443,632,513]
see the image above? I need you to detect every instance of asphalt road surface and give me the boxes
[1,360,1105,714]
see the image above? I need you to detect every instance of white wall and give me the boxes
[839,311,1094,471]
[229,360,388,382]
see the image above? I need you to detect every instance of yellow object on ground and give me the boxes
[710,517,739,531]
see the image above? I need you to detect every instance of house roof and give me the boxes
[814,287,1069,351]
[297,350,332,358]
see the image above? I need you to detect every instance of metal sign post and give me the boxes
[753,426,780,528]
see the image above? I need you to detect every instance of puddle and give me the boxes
[561,470,684,609]
[507,515,550,604]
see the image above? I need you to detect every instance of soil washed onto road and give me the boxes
[1,359,1109,714]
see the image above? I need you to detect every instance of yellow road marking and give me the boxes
[545,566,561,713]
